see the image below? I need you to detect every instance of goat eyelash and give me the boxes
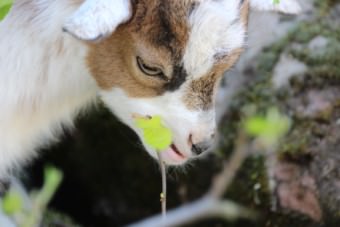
[136,56,168,81]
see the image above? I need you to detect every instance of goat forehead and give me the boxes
[131,0,245,90]
[131,0,194,57]
[132,0,245,71]
[183,0,246,78]
[129,0,196,92]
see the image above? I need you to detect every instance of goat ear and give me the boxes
[249,0,301,14]
[63,0,131,41]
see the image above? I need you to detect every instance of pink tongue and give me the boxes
[161,146,185,162]
[170,144,184,157]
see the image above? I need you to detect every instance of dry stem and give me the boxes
[157,152,167,219]
[128,131,255,227]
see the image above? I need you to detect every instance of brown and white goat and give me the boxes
[0,0,300,176]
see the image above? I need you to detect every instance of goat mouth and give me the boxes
[160,143,188,165]
[170,144,185,158]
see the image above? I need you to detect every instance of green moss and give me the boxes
[226,156,270,207]
[278,120,315,158]
[315,0,338,15]
[289,35,340,88]
[293,23,323,43]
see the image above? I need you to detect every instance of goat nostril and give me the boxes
[192,144,204,155]
[191,139,214,156]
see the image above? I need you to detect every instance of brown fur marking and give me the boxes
[184,48,244,110]
[87,0,250,100]
[87,0,195,97]
[184,73,219,111]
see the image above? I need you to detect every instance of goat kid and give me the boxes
[0,0,300,176]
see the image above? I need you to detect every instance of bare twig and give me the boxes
[128,131,255,227]
[128,196,255,227]
[157,153,167,219]
[209,132,249,198]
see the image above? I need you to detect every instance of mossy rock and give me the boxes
[217,5,340,226]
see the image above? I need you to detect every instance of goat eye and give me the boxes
[136,57,167,80]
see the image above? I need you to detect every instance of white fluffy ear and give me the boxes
[249,0,301,14]
[63,0,131,41]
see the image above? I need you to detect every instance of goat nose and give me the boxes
[191,140,214,155]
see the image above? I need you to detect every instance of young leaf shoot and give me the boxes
[135,115,172,151]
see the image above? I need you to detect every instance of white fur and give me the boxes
[63,0,131,40]
[249,0,301,14]
[100,88,216,165]
[0,0,97,175]
[183,0,246,78]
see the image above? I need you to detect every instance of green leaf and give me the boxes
[2,190,23,215]
[135,116,173,151]
[43,166,63,196]
[244,107,291,147]
[20,166,63,227]
[0,0,12,21]
[244,117,267,136]
[0,0,12,8]
[273,0,280,4]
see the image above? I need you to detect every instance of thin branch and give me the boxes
[128,196,255,227]
[209,132,249,198]
[128,131,255,227]
[157,153,167,219]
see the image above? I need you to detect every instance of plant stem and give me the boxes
[130,131,255,227]
[157,152,167,219]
